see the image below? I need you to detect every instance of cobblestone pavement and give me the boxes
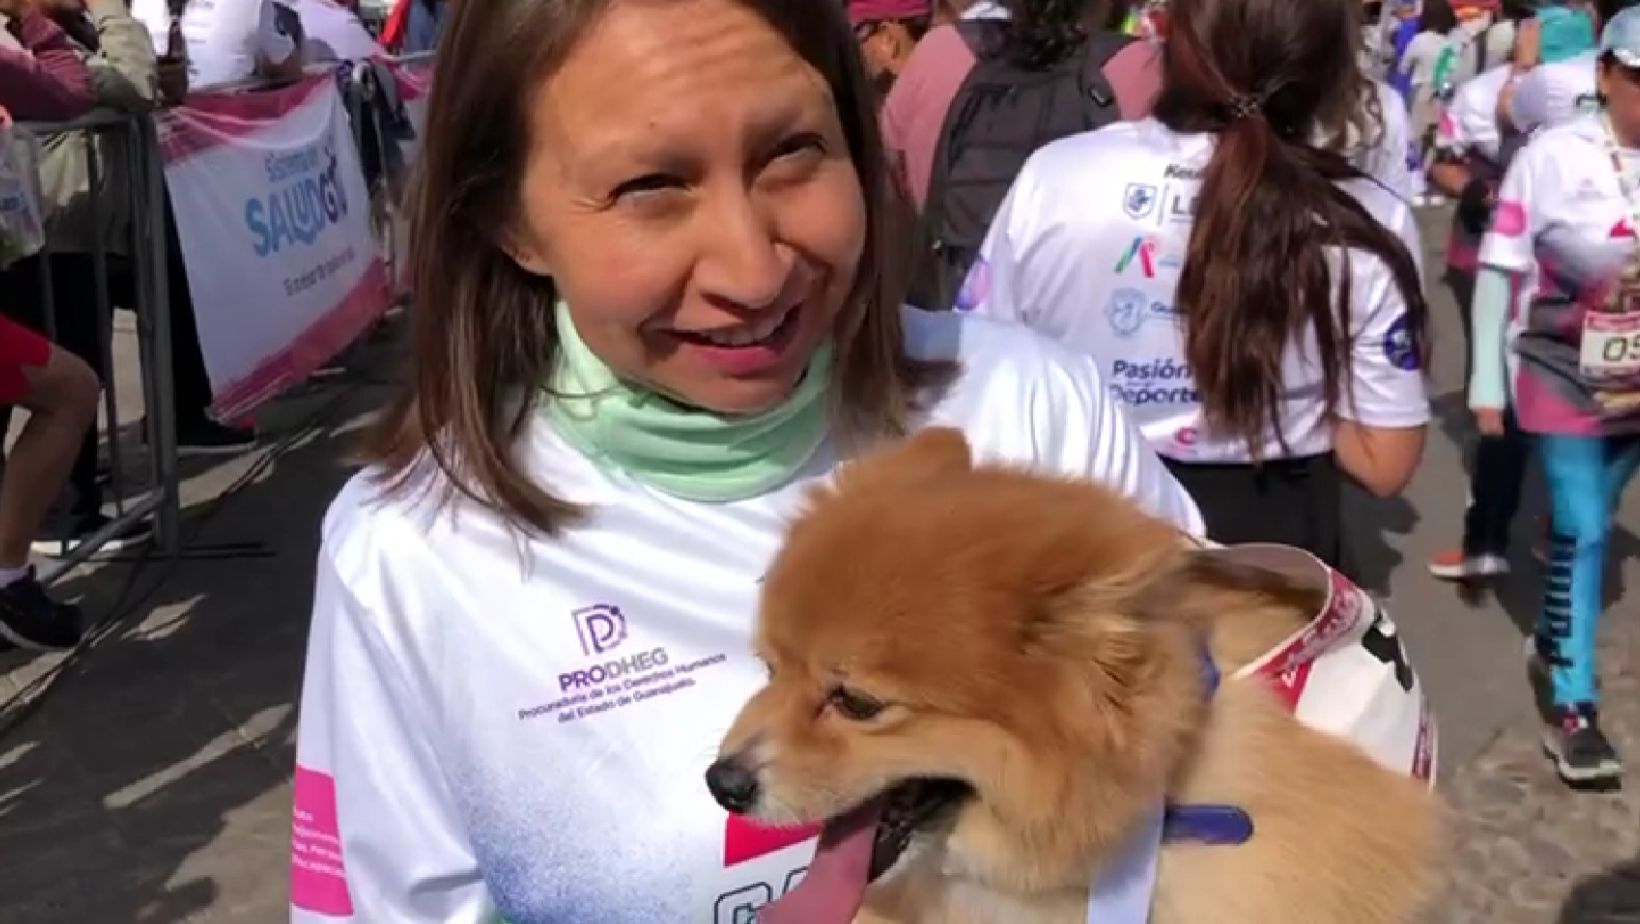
[1435,622,1640,924]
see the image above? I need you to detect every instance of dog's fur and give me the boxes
[718,428,1444,924]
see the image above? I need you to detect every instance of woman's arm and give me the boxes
[1333,248,1431,498]
[290,515,493,923]
[1466,264,1514,435]
[0,11,96,121]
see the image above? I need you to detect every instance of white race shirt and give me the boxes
[289,307,1204,924]
[1437,64,1514,164]
[1509,49,1599,135]
[289,0,382,63]
[1479,115,1640,435]
[960,119,1430,464]
[1352,79,1417,203]
[132,0,299,89]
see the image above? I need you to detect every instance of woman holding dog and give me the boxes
[286,0,1203,920]
[1467,7,1640,786]
[961,0,1431,570]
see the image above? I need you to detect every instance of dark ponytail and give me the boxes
[1154,0,1427,458]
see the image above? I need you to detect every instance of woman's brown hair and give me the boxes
[1153,0,1428,457]
[359,0,943,534]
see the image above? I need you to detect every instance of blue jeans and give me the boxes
[1537,433,1640,706]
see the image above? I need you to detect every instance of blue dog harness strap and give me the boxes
[1162,804,1255,845]
[1085,803,1165,924]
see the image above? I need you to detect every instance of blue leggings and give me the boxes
[1537,433,1640,706]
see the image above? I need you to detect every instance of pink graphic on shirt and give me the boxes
[723,814,820,867]
[1437,111,1457,143]
[1610,218,1636,239]
[1491,200,1527,238]
[291,766,354,916]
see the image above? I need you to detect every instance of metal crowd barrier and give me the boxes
[14,111,180,583]
[8,53,434,581]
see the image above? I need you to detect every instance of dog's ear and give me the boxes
[831,427,974,496]
[1129,552,1325,621]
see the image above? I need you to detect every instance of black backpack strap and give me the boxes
[1079,31,1136,111]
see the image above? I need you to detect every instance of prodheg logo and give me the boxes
[573,603,628,655]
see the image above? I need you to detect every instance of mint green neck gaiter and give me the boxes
[545,302,832,502]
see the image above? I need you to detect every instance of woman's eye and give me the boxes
[771,132,826,161]
[610,173,682,201]
[828,686,886,721]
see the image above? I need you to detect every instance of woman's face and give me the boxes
[510,0,867,415]
[1601,59,1640,144]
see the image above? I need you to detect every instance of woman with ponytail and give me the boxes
[957,0,1430,568]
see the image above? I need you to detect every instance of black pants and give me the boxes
[1165,453,1344,570]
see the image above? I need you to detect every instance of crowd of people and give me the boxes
[3,0,1638,916]
[274,0,1636,921]
[850,0,1640,787]
[0,0,441,648]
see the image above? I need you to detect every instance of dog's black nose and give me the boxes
[705,757,760,813]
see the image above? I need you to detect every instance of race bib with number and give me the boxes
[1579,309,1640,382]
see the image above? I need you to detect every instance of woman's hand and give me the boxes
[1473,406,1506,436]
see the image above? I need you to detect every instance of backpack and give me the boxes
[908,22,1134,312]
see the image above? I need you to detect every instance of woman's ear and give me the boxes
[500,222,555,278]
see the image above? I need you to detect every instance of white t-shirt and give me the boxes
[1352,79,1417,203]
[1509,48,1600,135]
[959,119,1430,464]
[289,0,381,63]
[1436,63,1514,164]
[1479,115,1640,435]
[132,0,299,89]
[288,307,1205,924]
[1401,30,1449,88]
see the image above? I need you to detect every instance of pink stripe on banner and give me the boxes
[209,259,390,420]
[159,75,333,164]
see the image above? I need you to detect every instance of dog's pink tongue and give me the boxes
[757,799,883,924]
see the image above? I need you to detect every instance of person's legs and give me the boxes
[1431,266,1529,577]
[1536,432,1624,783]
[160,188,256,454]
[0,316,99,651]
[1464,406,1529,557]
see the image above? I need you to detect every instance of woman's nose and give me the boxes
[693,191,792,309]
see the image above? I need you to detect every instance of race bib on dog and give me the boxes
[1215,545,1437,783]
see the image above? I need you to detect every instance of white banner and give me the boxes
[159,75,388,419]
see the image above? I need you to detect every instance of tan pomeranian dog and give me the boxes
[707,428,1444,924]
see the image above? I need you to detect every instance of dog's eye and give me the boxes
[828,686,886,721]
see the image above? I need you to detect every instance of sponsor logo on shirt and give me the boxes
[1491,199,1527,237]
[1106,287,1178,336]
[1106,357,1200,406]
[1124,183,1159,220]
[1572,178,1604,202]
[1162,186,1197,224]
[1163,163,1204,180]
[1115,237,1158,277]
[1611,218,1637,240]
[573,603,628,655]
[514,603,731,724]
[1114,237,1182,278]
[1383,314,1420,371]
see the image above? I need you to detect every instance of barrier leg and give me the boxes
[139,119,179,557]
[84,132,126,519]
